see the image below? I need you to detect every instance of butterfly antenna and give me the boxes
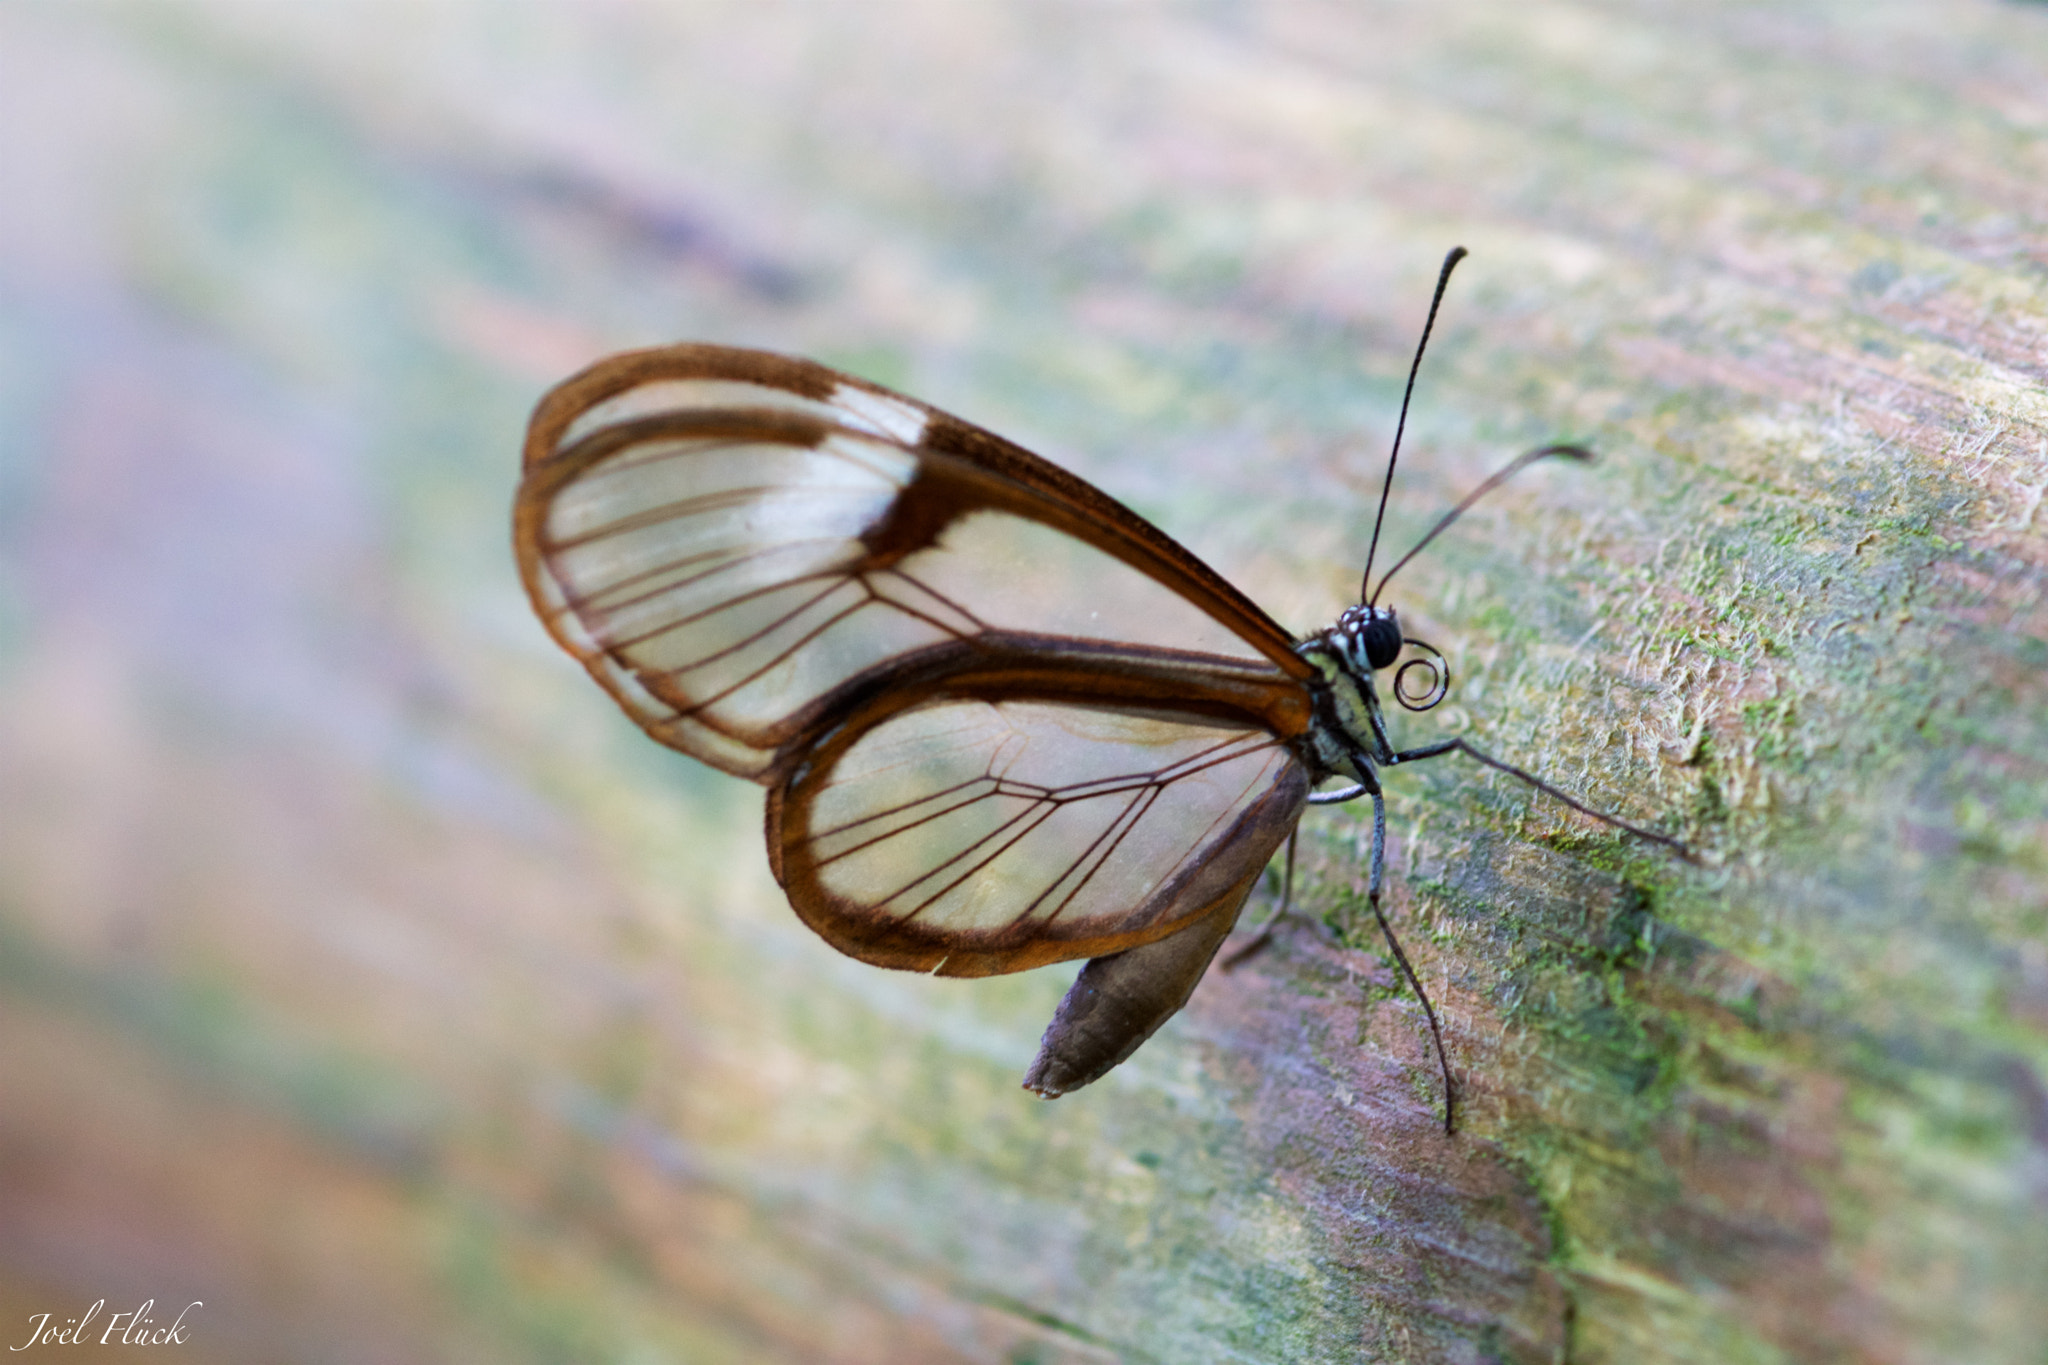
[1368,442,1594,605]
[1359,246,1469,603]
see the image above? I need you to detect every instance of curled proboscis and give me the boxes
[1394,638,1450,711]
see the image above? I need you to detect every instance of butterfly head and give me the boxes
[1334,604,1405,674]
[1324,603,1451,713]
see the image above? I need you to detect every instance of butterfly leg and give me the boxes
[1219,829,1298,970]
[1360,786,1457,1135]
[1391,737,1688,856]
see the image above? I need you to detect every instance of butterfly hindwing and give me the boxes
[765,659,1311,978]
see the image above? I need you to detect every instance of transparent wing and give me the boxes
[514,345,1311,779]
[769,692,1310,978]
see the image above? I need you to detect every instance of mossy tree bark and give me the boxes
[1,3,2043,1363]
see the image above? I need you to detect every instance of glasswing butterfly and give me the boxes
[513,248,1683,1131]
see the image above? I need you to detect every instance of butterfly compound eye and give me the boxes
[1361,614,1404,671]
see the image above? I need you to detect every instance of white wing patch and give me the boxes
[557,377,849,450]
[830,382,929,445]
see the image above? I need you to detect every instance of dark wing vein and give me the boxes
[815,727,1263,850]
[878,567,992,636]
[810,775,1018,860]
[1025,784,1159,928]
[566,535,850,619]
[673,589,873,712]
[891,796,1068,922]
[1021,735,1280,929]
[545,481,837,552]
[604,568,851,658]
[835,729,1285,927]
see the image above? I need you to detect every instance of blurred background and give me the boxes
[1,3,2044,1362]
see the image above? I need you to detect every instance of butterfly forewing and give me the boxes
[774,692,1309,977]
[516,346,1312,780]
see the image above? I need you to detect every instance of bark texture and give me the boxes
[2,3,2044,1363]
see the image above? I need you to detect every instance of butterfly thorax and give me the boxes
[1297,603,1401,786]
